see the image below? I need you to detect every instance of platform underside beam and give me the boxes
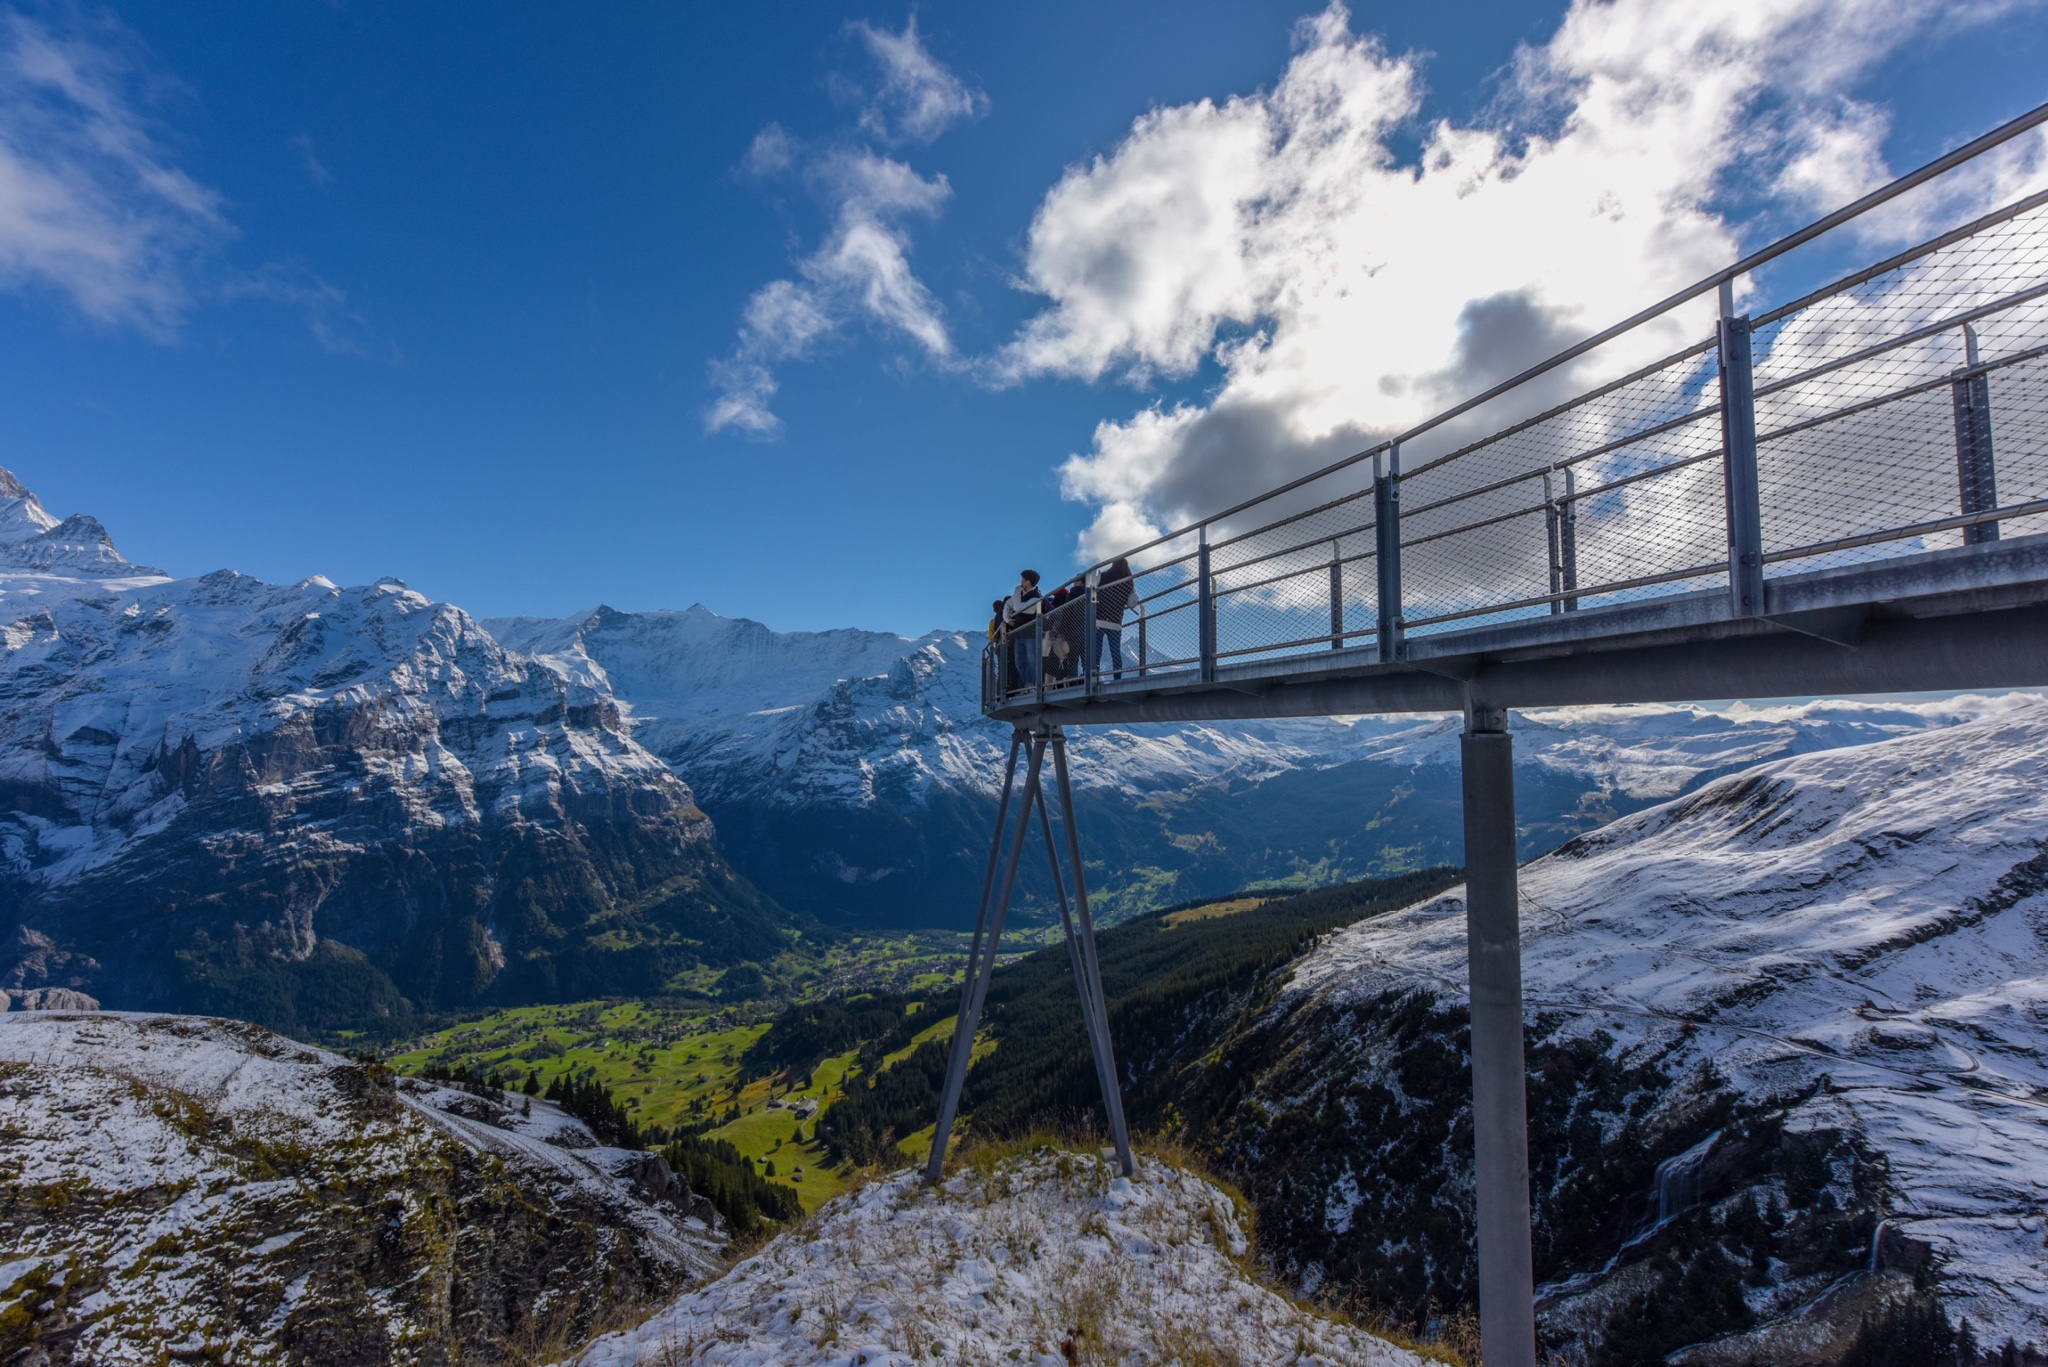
[993,600,2048,727]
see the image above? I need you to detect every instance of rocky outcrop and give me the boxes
[0,1012,724,1366]
[1,986,97,1010]
[567,1148,1426,1367]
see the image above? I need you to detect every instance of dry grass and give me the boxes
[1160,897,1271,928]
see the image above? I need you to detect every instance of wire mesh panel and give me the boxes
[1396,343,1728,638]
[1207,484,1379,665]
[1125,547,1204,680]
[1753,202,2048,573]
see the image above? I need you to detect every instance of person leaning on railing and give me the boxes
[1088,556,1134,681]
[1041,579,1083,683]
[1002,570,1042,692]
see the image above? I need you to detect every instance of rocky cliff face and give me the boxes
[0,473,792,1033]
[489,601,2026,929]
[1160,700,2048,1361]
[0,1011,724,1365]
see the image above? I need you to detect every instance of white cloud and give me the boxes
[706,19,981,436]
[0,7,228,336]
[289,132,333,188]
[851,16,988,145]
[0,8,383,354]
[995,0,2044,562]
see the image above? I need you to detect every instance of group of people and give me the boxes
[990,558,1137,693]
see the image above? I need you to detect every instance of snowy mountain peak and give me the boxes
[0,466,55,544]
[0,469,163,577]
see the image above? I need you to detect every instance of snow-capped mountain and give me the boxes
[1179,699,2048,1359]
[487,601,2031,928]
[0,468,163,579]
[0,1010,722,1364]
[0,472,789,1031]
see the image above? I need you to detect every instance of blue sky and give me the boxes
[3,1,2045,634]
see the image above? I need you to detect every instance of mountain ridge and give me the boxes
[0,471,796,1034]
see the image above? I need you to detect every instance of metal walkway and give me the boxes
[935,103,2048,1367]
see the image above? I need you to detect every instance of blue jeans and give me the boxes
[1095,627,1124,679]
[1011,636,1040,691]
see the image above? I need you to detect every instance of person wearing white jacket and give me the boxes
[1002,570,1042,692]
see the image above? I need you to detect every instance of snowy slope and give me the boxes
[1209,700,2048,1359]
[0,1011,722,1365]
[567,1148,1425,1367]
[0,471,785,1027]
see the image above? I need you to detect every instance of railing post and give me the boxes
[1083,583,1100,692]
[1329,539,1345,649]
[1034,609,1046,707]
[1718,281,1765,617]
[1374,445,1404,661]
[1954,321,1999,545]
[1544,468,1580,615]
[1136,604,1148,680]
[1544,471,1563,615]
[1198,525,1216,683]
[1560,466,1578,612]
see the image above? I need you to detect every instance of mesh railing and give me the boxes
[986,111,2048,710]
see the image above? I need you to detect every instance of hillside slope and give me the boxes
[0,472,793,1033]
[0,1011,724,1365]
[1173,700,2048,1360]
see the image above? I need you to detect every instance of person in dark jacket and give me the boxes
[1091,557,1135,679]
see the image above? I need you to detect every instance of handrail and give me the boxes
[988,100,2048,715]
[1075,97,2048,574]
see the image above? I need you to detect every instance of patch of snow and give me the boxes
[566,1150,1424,1367]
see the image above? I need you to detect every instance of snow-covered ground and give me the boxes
[1282,698,2048,1349]
[567,1148,1426,1367]
[0,1012,720,1364]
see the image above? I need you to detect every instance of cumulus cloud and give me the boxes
[0,7,229,336]
[998,0,2045,562]
[707,18,981,436]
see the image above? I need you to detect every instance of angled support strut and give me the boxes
[927,726,1137,1183]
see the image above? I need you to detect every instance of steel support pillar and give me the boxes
[928,727,1137,1183]
[1462,702,1535,1367]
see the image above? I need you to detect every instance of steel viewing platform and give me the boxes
[932,103,2048,1367]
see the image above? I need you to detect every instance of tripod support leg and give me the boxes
[1034,769,1129,1172]
[927,735,1043,1184]
[1051,733,1135,1176]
